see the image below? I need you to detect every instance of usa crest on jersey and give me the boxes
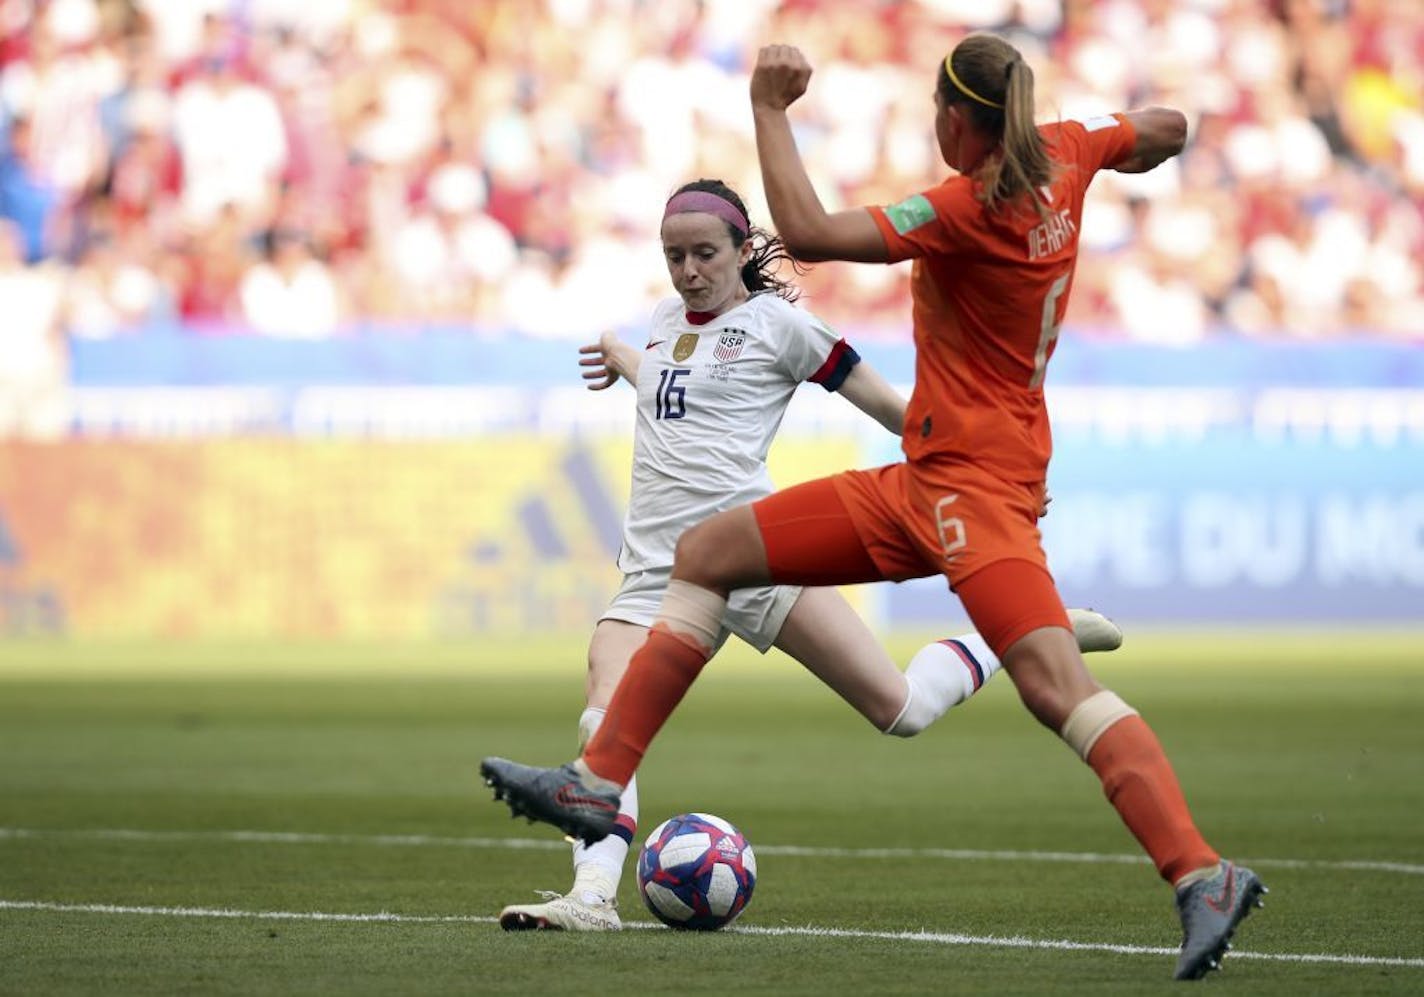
[714,330,746,363]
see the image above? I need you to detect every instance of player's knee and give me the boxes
[869,697,913,735]
[673,512,763,589]
[883,710,926,737]
[1015,679,1067,730]
[881,678,930,737]
[672,523,723,586]
[1004,634,1097,730]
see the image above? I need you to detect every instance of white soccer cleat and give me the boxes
[498,891,622,932]
[1067,608,1124,653]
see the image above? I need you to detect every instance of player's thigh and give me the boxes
[754,472,915,586]
[952,555,1069,655]
[673,505,774,589]
[772,586,905,730]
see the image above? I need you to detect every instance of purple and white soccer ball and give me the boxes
[636,812,757,930]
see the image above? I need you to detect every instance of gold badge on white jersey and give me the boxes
[672,333,699,362]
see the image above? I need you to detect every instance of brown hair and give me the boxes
[936,34,1055,218]
[670,179,802,302]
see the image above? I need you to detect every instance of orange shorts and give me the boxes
[831,460,1049,586]
[752,460,1069,654]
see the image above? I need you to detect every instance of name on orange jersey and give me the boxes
[1026,208,1077,261]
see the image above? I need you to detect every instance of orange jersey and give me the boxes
[868,113,1137,484]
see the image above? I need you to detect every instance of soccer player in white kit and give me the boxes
[497,179,1121,931]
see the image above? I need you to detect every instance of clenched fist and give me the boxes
[750,44,812,111]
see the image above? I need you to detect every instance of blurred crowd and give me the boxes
[1,0,1422,362]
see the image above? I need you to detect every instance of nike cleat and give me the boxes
[1174,860,1267,980]
[499,891,622,932]
[1067,608,1124,653]
[480,757,619,844]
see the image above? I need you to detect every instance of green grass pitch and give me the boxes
[2,632,1422,994]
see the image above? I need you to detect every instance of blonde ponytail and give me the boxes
[938,35,1055,218]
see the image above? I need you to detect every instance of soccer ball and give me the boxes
[636,812,757,930]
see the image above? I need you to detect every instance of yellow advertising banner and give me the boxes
[0,438,859,638]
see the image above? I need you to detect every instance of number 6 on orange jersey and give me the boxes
[934,493,967,560]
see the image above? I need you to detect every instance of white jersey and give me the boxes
[618,292,858,573]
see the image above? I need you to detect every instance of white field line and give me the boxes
[3,826,1422,876]
[2,899,1422,971]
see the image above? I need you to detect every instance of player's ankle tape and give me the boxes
[1059,690,1138,760]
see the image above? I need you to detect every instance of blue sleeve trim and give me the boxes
[811,340,860,392]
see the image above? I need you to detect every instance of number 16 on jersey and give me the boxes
[656,368,691,420]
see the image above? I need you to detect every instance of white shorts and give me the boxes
[598,567,801,654]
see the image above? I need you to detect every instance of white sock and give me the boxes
[571,707,638,903]
[886,632,1000,736]
[571,773,638,903]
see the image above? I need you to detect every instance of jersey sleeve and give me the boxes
[1053,113,1138,174]
[866,182,970,263]
[777,303,860,392]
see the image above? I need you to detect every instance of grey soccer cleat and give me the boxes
[1173,860,1267,980]
[480,757,619,844]
[1067,608,1124,653]
[499,891,622,932]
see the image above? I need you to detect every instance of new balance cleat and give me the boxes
[1067,608,1124,653]
[1173,860,1267,980]
[480,757,619,844]
[499,891,621,932]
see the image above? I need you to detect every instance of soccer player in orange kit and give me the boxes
[483,33,1266,980]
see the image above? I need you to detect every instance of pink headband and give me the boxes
[663,190,749,236]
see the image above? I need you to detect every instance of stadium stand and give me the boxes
[0,0,1418,355]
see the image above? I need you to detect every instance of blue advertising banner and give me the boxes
[1047,418,1424,621]
[69,327,1424,390]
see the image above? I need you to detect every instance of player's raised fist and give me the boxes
[750,44,811,111]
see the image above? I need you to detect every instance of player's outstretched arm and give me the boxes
[578,330,642,390]
[1112,107,1189,174]
[834,361,906,436]
[750,45,890,264]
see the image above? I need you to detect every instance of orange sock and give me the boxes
[581,624,710,785]
[1086,716,1220,885]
